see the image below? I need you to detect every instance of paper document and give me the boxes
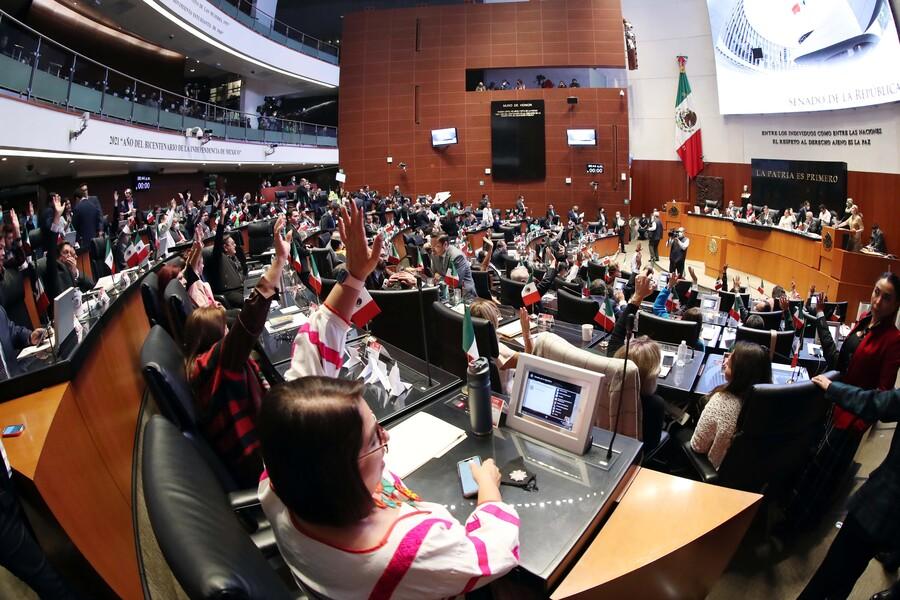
[388,363,412,397]
[265,313,304,333]
[248,268,265,277]
[701,325,718,341]
[17,334,54,360]
[497,319,536,339]
[385,413,468,478]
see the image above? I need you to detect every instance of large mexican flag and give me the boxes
[674,56,703,179]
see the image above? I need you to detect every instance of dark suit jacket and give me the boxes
[0,304,32,377]
[72,199,103,248]
[55,261,94,293]
[826,382,900,547]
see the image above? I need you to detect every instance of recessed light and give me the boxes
[189,68,195,73]
[1,157,6,161]
[69,160,76,164]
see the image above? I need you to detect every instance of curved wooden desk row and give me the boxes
[0,266,153,599]
[663,205,896,321]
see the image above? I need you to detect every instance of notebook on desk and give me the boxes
[385,413,468,478]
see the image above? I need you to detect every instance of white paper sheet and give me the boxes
[385,413,468,478]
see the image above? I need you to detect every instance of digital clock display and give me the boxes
[134,175,152,191]
[586,163,604,174]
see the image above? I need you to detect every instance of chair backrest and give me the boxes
[635,311,701,347]
[499,275,525,309]
[734,326,795,362]
[674,280,696,307]
[247,220,274,256]
[141,271,162,327]
[141,325,196,431]
[586,262,607,284]
[500,225,517,243]
[716,372,835,496]
[368,287,439,358]
[309,247,335,279]
[28,228,43,258]
[472,269,493,300]
[717,290,750,314]
[0,269,31,329]
[430,301,502,391]
[747,310,783,330]
[553,277,582,295]
[822,301,848,323]
[142,416,294,600]
[165,278,194,340]
[556,288,599,326]
[503,256,519,278]
[533,333,642,440]
[90,236,112,279]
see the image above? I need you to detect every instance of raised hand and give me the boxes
[272,215,292,264]
[339,199,384,281]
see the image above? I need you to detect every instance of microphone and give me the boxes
[607,312,635,461]
[415,275,434,387]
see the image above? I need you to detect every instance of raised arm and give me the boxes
[814,377,900,424]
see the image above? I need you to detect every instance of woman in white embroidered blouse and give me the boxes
[691,341,772,469]
[257,378,520,599]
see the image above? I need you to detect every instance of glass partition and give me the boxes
[0,10,337,148]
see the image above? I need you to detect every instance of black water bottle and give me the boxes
[467,357,492,436]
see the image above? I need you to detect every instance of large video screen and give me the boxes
[750,158,847,213]
[707,0,900,114]
[491,100,546,181]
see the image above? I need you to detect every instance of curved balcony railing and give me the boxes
[0,11,337,148]
[209,0,339,65]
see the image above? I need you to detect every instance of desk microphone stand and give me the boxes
[607,313,634,462]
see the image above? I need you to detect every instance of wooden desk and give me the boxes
[586,234,619,259]
[553,468,761,599]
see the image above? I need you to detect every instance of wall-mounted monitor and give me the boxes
[431,127,458,146]
[567,129,596,146]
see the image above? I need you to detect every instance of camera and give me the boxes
[668,230,677,238]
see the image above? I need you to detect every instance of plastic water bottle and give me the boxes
[676,340,688,367]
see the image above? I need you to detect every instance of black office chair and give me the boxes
[503,256,520,278]
[500,225,516,243]
[635,311,701,347]
[821,301,849,323]
[27,229,44,259]
[499,275,526,309]
[557,288,599,326]
[586,262,607,283]
[553,277,581,295]
[674,280,696,307]
[717,290,750,315]
[247,220,274,257]
[141,325,196,433]
[368,287,439,357]
[164,279,194,343]
[734,326,795,362]
[431,301,503,393]
[143,416,294,600]
[472,270,493,300]
[747,310,783,330]
[677,371,838,500]
[90,237,112,279]
[309,247,335,279]
[140,271,162,328]
[0,269,32,329]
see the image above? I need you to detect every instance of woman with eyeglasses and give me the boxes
[257,377,520,599]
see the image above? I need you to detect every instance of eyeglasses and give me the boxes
[359,422,388,460]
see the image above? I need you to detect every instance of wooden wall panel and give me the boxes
[339,0,629,221]
[631,159,900,250]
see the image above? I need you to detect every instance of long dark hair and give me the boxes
[258,377,373,527]
[716,341,772,401]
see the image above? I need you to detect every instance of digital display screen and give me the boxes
[701,297,719,310]
[586,163,604,174]
[491,100,546,181]
[133,174,152,192]
[431,127,458,146]
[567,129,597,146]
[519,371,582,432]
[706,0,900,114]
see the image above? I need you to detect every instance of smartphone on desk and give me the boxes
[2,424,25,438]
[457,456,482,498]
[660,353,674,378]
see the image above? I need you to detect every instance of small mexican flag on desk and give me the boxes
[521,275,541,306]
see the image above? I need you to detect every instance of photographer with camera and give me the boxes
[667,227,690,276]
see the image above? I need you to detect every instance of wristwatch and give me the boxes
[336,269,364,290]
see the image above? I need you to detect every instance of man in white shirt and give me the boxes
[818,204,833,226]
[481,202,494,228]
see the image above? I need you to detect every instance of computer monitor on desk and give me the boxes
[507,354,605,455]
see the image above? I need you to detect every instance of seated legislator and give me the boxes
[184,217,294,486]
[208,203,247,308]
[428,231,477,300]
[469,300,532,394]
[257,379,520,599]
[613,336,665,451]
[690,342,772,469]
[863,223,887,254]
[55,241,94,293]
[0,304,48,379]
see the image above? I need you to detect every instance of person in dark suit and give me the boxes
[428,232,476,300]
[319,203,338,246]
[647,210,663,262]
[799,377,900,600]
[0,302,46,379]
[490,240,509,270]
[55,242,94,293]
[865,223,887,254]
[568,205,582,226]
[71,189,103,249]
[208,204,246,308]
[546,204,559,226]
